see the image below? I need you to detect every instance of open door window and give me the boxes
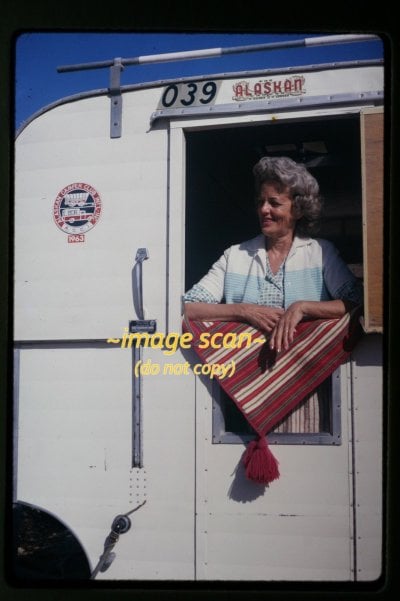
[184,113,369,442]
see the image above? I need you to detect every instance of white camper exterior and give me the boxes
[13,51,384,583]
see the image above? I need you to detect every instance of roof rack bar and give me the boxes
[57,34,379,73]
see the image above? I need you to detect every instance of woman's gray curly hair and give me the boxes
[253,156,322,235]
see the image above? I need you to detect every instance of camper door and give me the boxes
[168,104,383,581]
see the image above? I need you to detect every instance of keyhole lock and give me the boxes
[111,514,132,534]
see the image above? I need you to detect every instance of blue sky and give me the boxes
[15,32,384,131]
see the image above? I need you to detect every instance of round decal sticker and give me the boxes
[53,183,102,235]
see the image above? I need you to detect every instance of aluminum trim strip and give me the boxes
[150,91,384,125]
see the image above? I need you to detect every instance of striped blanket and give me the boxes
[183,309,362,485]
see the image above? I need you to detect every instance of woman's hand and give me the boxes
[269,301,305,352]
[185,299,348,350]
[184,302,283,332]
[239,304,285,333]
[269,299,349,352]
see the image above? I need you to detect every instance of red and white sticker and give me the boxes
[53,183,102,240]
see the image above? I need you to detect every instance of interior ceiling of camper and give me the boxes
[185,115,362,288]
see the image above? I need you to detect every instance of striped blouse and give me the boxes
[183,234,362,308]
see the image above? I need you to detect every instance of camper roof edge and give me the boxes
[16,58,384,139]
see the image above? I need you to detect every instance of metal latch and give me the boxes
[90,501,146,579]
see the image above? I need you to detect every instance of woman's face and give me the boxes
[257,182,299,239]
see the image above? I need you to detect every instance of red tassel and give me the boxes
[242,436,280,485]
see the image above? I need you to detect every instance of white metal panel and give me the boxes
[16,346,134,572]
[15,346,196,580]
[351,335,383,581]
[14,91,169,340]
[98,349,196,580]
[199,515,352,581]
[194,362,354,581]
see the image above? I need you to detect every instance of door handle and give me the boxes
[134,247,149,321]
[130,249,156,468]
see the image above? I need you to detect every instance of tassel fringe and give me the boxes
[243,436,280,485]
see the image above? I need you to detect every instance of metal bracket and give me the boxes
[109,58,123,139]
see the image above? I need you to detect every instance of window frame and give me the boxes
[212,367,342,445]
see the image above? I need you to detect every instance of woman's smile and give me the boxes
[257,182,298,238]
